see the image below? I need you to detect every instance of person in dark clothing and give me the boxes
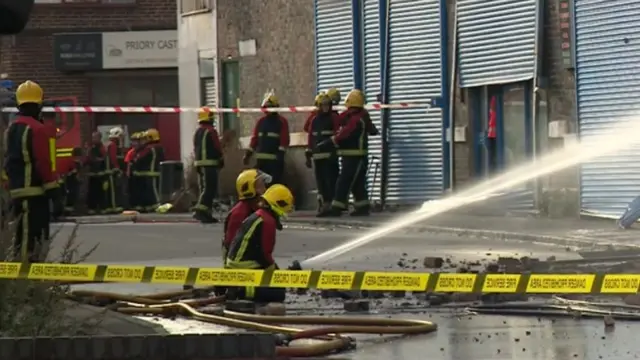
[316,89,371,217]
[225,184,294,303]
[243,91,290,186]
[60,158,81,215]
[85,131,107,214]
[133,129,164,212]
[305,92,340,215]
[192,110,224,224]
[209,169,272,295]
[124,132,143,210]
[4,80,63,262]
[104,126,124,214]
[223,169,271,260]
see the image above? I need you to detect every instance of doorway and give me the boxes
[221,60,240,132]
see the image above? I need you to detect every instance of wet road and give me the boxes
[50,222,640,360]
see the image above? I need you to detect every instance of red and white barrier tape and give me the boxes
[1,103,429,113]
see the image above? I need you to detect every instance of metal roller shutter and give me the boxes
[576,0,640,217]
[457,0,537,88]
[386,0,444,204]
[363,0,382,203]
[314,0,354,94]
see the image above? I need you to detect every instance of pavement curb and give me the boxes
[66,214,633,249]
[285,218,627,249]
[0,333,276,360]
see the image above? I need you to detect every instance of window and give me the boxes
[181,0,211,15]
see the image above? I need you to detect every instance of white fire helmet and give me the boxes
[109,126,124,139]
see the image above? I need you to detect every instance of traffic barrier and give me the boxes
[2,262,640,293]
[0,102,431,114]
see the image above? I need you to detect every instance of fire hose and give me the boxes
[69,288,438,357]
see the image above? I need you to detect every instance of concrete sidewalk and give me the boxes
[64,210,640,248]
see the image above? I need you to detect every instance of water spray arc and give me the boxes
[302,118,640,266]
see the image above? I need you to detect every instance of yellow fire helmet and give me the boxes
[261,89,279,108]
[314,92,330,108]
[146,128,160,141]
[15,80,44,106]
[344,89,365,109]
[326,88,341,106]
[198,110,214,122]
[131,132,142,140]
[236,169,273,200]
[262,184,294,217]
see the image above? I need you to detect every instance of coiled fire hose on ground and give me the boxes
[69,289,438,357]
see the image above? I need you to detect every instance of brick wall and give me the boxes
[216,0,316,207]
[0,0,177,101]
[216,0,315,137]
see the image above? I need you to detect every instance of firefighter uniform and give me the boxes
[223,169,272,260]
[104,127,124,214]
[192,111,224,224]
[85,134,107,214]
[225,184,294,303]
[318,89,371,217]
[305,92,340,214]
[243,92,290,186]
[125,132,143,210]
[212,169,272,295]
[61,159,81,215]
[133,129,164,211]
[4,80,62,262]
[326,87,341,107]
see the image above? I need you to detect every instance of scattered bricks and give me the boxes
[497,257,522,272]
[257,303,286,316]
[624,294,640,306]
[520,257,540,270]
[225,300,256,314]
[295,288,308,295]
[546,255,557,261]
[457,267,470,273]
[481,293,528,304]
[426,293,452,306]
[361,290,385,299]
[344,299,370,312]
[485,263,500,273]
[451,293,481,303]
[391,291,406,298]
[320,290,340,298]
[423,256,444,269]
[604,315,615,328]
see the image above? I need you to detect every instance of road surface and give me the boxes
[49,222,639,360]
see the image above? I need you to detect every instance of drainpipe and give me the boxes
[379,0,390,207]
[532,0,544,210]
[446,0,457,191]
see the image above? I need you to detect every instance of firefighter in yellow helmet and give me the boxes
[326,88,341,107]
[125,132,145,210]
[4,80,63,262]
[316,89,371,217]
[304,92,340,215]
[243,90,290,186]
[225,184,295,303]
[192,110,224,223]
[132,128,164,211]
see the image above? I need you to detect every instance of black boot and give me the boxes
[193,210,218,224]
[317,206,343,217]
[350,206,370,217]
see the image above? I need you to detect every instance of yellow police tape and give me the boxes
[2,262,640,293]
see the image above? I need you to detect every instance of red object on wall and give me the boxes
[487,96,497,139]
[155,114,181,161]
